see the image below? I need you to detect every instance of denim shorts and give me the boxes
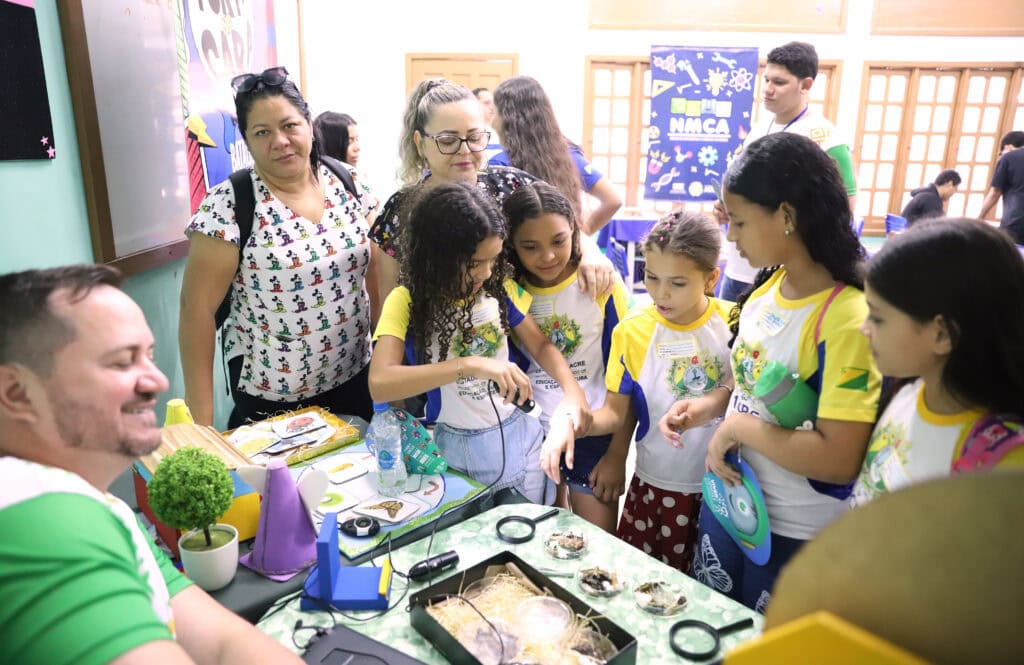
[560,433,613,494]
[434,409,553,505]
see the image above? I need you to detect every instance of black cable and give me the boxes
[288,384,510,634]
[415,381,508,588]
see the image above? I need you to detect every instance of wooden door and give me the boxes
[406,53,517,95]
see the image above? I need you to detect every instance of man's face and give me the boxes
[39,285,169,459]
[937,181,958,201]
[762,63,812,120]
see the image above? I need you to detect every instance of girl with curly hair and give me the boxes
[491,76,622,234]
[369,181,591,503]
[660,132,882,611]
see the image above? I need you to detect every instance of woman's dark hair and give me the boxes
[313,112,356,163]
[401,181,511,363]
[235,78,320,172]
[724,131,865,339]
[867,218,1024,413]
[502,181,582,283]
[493,76,582,220]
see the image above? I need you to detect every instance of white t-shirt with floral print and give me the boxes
[186,164,372,402]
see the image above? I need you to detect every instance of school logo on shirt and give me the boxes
[854,422,910,503]
[668,352,726,399]
[732,340,768,392]
[539,313,582,357]
[453,321,502,358]
[837,366,870,391]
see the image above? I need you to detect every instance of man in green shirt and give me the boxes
[0,265,302,665]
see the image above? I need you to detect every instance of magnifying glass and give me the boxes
[495,508,559,544]
[669,617,754,661]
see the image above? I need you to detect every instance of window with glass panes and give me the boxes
[855,65,1024,234]
[584,58,840,217]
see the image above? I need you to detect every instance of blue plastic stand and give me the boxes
[301,512,392,611]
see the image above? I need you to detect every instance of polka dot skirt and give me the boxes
[616,475,702,574]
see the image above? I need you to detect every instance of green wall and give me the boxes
[0,1,231,430]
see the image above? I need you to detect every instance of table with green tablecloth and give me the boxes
[256,503,763,663]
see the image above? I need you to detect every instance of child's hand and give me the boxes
[659,393,726,446]
[540,415,574,484]
[471,357,533,407]
[577,253,615,300]
[705,417,742,486]
[555,394,592,437]
[588,449,626,504]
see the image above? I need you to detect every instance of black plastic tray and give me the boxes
[409,550,637,665]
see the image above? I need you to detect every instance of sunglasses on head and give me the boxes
[231,66,289,94]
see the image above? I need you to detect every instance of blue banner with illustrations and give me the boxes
[645,45,758,201]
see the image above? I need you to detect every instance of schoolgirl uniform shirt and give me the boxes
[605,299,733,493]
[728,269,880,539]
[374,280,532,430]
[851,379,1024,506]
[519,271,630,430]
[187,165,373,402]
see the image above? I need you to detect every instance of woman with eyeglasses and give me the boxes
[179,67,377,427]
[368,78,615,304]
[490,76,623,235]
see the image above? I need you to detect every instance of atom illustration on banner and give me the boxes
[729,68,755,93]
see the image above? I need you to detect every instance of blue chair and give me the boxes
[884,214,908,235]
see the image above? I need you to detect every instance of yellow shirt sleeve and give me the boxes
[373,286,412,342]
[503,278,533,319]
[798,287,881,423]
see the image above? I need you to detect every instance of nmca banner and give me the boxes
[645,45,758,202]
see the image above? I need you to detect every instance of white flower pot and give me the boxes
[178,524,239,591]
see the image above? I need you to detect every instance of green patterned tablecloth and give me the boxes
[256,503,762,663]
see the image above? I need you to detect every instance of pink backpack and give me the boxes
[952,414,1024,472]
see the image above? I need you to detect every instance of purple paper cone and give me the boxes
[240,459,318,581]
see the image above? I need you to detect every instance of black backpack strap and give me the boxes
[214,169,257,330]
[319,155,359,199]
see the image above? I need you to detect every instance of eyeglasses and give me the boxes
[420,131,490,155]
[231,66,289,94]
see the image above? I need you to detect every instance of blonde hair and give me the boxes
[398,79,475,185]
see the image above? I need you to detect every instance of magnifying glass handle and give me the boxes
[718,617,755,637]
[533,508,559,524]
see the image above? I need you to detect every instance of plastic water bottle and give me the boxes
[752,360,818,430]
[366,402,407,497]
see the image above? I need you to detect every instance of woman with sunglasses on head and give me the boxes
[368,78,615,305]
[490,76,622,235]
[180,67,378,427]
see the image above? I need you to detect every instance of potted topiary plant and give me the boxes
[148,447,238,591]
